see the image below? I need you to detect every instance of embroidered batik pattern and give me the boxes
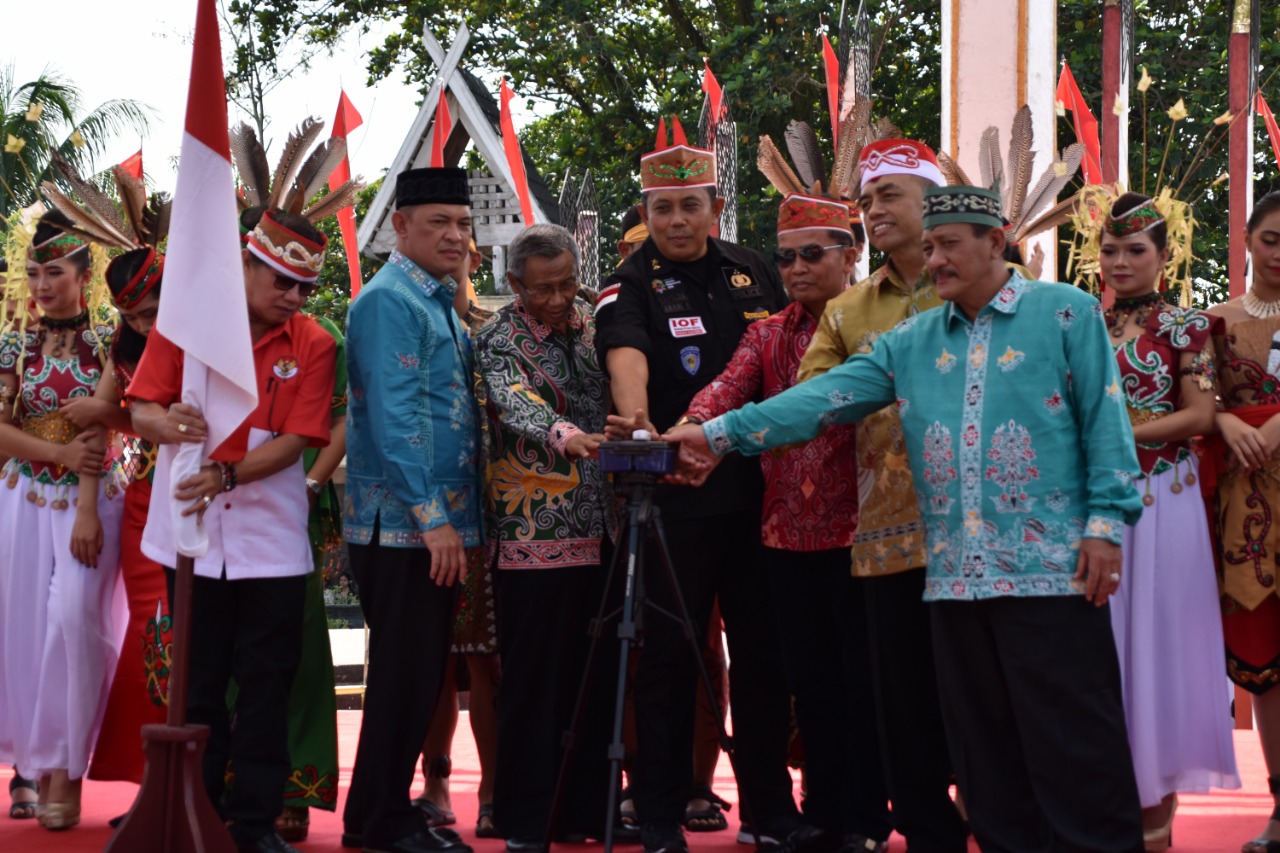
[921,422,956,514]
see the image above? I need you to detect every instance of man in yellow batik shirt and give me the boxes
[796,138,966,853]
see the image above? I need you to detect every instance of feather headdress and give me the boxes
[230,119,364,223]
[41,151,172,251]
[964,105,1086,246]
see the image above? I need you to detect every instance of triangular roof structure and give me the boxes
[358,23,558,260]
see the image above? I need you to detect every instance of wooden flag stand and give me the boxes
[104,554,235,853]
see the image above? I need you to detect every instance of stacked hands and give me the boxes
[605,407,1124,607]
[44,402,108,569]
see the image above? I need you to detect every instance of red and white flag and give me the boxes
[1258,91,1280,174]
[329,89,364,297]
[157,0,257,556]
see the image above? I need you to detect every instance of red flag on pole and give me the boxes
[329,89,365,298]
[1258,91,1280,173]
[157,0,258,556]
[499,78,535,225]
[119,149,143,181]
[430,84,452,168]
[822,35,841,147]
[1056,63,1103,184]
[702,58,724,122]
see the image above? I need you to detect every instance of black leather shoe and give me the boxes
[237,833,301,853]
[506,839,547,853]
[363,828,475,853]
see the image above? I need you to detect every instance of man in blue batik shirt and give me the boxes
[668,186,1147,853]
[342,166,480,853]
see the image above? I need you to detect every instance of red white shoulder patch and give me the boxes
[595,283,622,311]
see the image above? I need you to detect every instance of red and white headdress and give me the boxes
[857,139,945,188]
[245,210,328,282]
[639,117,716,193]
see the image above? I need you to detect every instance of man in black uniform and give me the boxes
[595,117,811,853]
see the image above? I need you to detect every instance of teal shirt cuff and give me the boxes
[1084,513,1125,546]
[703,416,733,457]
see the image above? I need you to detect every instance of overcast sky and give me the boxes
[7,0,478,193]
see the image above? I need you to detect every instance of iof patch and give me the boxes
[273,356,299,380]
[680,345,701,376]
[668,316,707,338]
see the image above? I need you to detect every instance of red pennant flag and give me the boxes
[500,78,535,226]
[158,0,258,555]
[822,35,841,148]
[1056,63,1103,185]
[430,84,452,168]
[1258,91,1280,174]
[329,89,365,297]
[701,58,724,123]
[119,149,143,180]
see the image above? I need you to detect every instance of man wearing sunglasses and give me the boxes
[794,139,969,853]
[596,118,805,853]
[675,193,892,853]
[127,208,338,853]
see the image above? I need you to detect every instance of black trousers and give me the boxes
[632,511,795,831]
[342,536,457,846]
[166,567,306,844]
[931,596,1144,853]
[765,547,891,841]
[493,562,615,839]
[863,569,967,853]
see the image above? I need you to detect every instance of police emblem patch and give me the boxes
[680,345,701,376]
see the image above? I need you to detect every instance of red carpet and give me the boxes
[0,715,1271,852]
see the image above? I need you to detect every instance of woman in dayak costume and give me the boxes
[1203,190,1280,853]
[228,117,362,844]
[0,207,124,831]
[38,152,178,799]
[1074,186,1240,852]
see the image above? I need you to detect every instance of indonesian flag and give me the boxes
[156,0,257,556]
[500,78,535,225]
[1056,63,1103,185]
[329,90,364,297]
[1258,91,1280,174]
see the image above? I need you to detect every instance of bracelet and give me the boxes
[306,477,323,495]
[218,461,238,492]
[674,416,702,427]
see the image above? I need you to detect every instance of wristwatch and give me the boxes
[306,477,323,495]
[674,416,702,428]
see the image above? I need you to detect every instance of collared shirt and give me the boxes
[594,235,788,518]
[797,263,941,576]
[474,297,611,569]
[685,301,858,552]
[343,249,482,548]
[126,313,336,579]
[706,273,1144,602]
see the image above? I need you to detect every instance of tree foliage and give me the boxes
[233,0,1280,300]
[0,66,152,217]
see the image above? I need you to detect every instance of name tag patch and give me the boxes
[743,310,770,321]
[669,316,707,338]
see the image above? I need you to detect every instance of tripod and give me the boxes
[541,468,761,853]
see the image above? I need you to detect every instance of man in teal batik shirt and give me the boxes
[668,186,1147,853]
[342,166,479,853]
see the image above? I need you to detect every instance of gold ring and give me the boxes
[178,423,188,434]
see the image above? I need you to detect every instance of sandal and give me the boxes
[8,774,38,820]
[620,787,638,830]
[276,806,310,843]
[1243,776,1280,852]
[413,755,456,828]
[476,802,499,838]
[684,787,731,833]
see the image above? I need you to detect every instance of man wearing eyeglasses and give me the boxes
[673,192,893,852]
[595,119,807,853]
[343,167,480,853]
[470,224,614,852]
[127,208,337,853]
[793,138,968,853]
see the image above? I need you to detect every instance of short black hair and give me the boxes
[620,204,643,234]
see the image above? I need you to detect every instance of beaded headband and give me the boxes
[113,248,164,310]
[245,210,328,282]
[1105,199,1165,238]
[29,232,88,265]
